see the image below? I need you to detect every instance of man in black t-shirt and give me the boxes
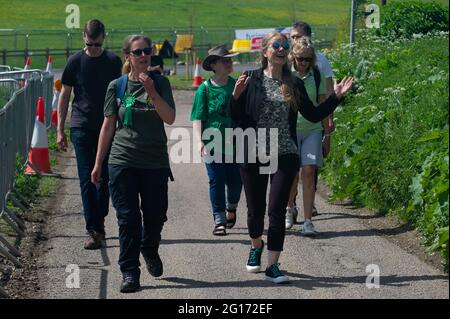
[57,19,122,250]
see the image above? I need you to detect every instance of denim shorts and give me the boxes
[297,131,323,168]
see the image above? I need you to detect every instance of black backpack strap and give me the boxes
[312,66,321,104]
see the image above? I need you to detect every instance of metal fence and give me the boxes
[0,69,53,298]
[0,26,336,67]
[0,70,53,128]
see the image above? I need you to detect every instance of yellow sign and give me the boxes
[175,34,194,53]
[230,39,251,53]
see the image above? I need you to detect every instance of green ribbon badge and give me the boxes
[123,93,135,127]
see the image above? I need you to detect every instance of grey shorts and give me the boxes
[297,131,323,168]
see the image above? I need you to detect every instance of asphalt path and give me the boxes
[34,90,449,299]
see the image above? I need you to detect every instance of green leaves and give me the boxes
[380,0,449,39]
[324,27,449,270]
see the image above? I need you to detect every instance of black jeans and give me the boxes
[240,154,299,251]
[108,165,169,277]
[70,128,109,234]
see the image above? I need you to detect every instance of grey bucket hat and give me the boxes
[202,44,239,71]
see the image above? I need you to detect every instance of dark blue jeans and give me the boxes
[108,165,169,277]
[205,162,242,225]
[70,128,109,234]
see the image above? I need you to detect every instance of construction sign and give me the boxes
[235,27,291,51]
[230,39,251,53]
[175,34,194,53]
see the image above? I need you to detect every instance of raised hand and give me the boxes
[139,72,158,98]
[334,76,354,99]
[232,74,250,100]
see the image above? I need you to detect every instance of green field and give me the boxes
[1,0,447,30]
[0,0,448,69]
[0,0,351,30]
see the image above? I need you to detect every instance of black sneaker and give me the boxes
[246,240,264,273]
[265,263,289,284]
[120,275,140,293]
[143,254,163,277]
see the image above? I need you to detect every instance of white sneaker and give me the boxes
[285,207,295,229]
[301,219,317,237]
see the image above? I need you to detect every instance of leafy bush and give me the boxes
[379,0,449,38]
[323,30,449,270]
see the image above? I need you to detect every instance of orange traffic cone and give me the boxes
[51,79,61,128]
[192,58,202,88]
[23,56,31,71]
[25,97,53,174]
[19,56,31,88]
[45,55,52,73]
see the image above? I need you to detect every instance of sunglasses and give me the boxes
[130,47,152,56]
[85,42,103,47]
[271,42,289,50]
[296,57,313,63]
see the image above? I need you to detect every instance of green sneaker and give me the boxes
[265,263,289,284]
[246,241,264,273]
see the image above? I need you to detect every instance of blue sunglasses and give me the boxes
[272,42,290,50]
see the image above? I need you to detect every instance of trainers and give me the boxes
[246,241,264,273]
[143,254,163,277]
[312,205,319,217]
[285,207,295,229]
[84,231,103,250]
[265,263,289,284]
[120,274,141,293]
[301,219,317,237]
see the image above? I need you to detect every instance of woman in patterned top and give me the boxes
[229,32,352,283]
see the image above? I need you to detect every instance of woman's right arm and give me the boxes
[229,74,250,121]
[91,115,117,184]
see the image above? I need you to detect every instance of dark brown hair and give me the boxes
[84,19,105,39]
[292,21,312,37]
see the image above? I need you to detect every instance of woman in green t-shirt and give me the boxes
[190,45,243,236]
[287,37,328,237]
[91,35,176,293]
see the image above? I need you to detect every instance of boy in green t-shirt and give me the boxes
[190,45,242,236]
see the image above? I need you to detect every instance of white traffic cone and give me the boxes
[51,79,61,129]
[45,55,53,73]
[19,56,31,88]
[192,58,202,88]
[25,97,53,174]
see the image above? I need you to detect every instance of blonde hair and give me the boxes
[260,32,299,112]
[289,36,316,72]
[121,34,152,74]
